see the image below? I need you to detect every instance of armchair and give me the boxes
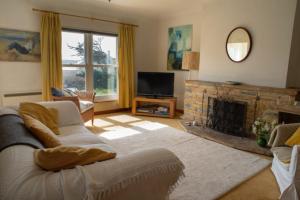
[268,123,300,200]
[52,91,96,125]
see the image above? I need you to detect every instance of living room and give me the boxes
[0,0,300,199]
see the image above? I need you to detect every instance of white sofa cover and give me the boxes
[0,101,184,200]
[269,123,300,200]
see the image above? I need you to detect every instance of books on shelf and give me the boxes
[136,105,169,115]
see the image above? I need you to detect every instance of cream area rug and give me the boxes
[94,117,271,200]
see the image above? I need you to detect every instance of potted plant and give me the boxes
[252,118,277,147]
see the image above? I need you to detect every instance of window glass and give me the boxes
[63,67,86,91]
[61,30,118,99]
[92,35,117,65]
[93,66,117,96]
[62,32,85,65]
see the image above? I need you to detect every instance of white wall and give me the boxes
[0,0,41,99]
[200,0,296,88]
[287,0,300,88]
[155,0,297,109]
[156,11,202,109]
[0,0,298,110]
[0,0,158,110]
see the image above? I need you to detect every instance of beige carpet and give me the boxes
[88,114,271,200]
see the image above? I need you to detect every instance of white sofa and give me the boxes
[268,123,300,200]
[0,101,184,200]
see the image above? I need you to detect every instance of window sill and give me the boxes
[94,95,118,103]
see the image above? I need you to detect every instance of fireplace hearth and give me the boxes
[206,97,247,137]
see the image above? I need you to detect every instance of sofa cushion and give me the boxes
[79,100,94,113]
[23,115,62,148]
[34,146,116,171]
[19,102,60,134]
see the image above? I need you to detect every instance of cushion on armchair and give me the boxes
[285,127,300,147]
[79,100,94,113]
[271,146,292,164]
[51,88,64,97]
[51,87,77,97]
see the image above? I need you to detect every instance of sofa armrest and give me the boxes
[81,148,185,200]
[52,96,80,109]
[268,123,300,147]
[39,101,83,127]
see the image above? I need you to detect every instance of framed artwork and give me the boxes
[167,25,192,70]
[0,28,41,62]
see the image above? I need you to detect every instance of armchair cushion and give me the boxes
[271,146,292,164]
[51,88,77,97]
[286,127,300,147]
[268,123,300,147]
[51,87,64,97]
[79,100,94,113]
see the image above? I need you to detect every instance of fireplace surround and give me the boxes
[184,80,300,136]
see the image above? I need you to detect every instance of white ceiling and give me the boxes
[96,0,208,17]
[31,0,210,20]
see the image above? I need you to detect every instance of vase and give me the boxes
[257,136,267,147]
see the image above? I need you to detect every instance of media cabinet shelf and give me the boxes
[132,97,176,118]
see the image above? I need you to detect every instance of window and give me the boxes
[62,30,118,100]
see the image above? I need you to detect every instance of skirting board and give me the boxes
[95,108,184,115]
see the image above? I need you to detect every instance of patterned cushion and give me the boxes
[79,100,94,113]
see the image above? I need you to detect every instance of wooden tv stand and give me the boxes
[132,96,177,118]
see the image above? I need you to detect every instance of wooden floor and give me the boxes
[87,112,280,200]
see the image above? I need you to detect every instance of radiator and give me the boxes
[1,91,42,107]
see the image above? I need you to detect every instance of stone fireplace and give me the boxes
[206,97,247,137]
[184,80,300,136]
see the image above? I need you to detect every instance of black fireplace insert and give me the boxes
[206,97,247,137]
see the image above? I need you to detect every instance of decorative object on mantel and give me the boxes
[167,25,192,70]
[224,81,242,85]
[226,27,252,63]
[252,118,277,147]
[182,51,200,80]
[0,28,40,62]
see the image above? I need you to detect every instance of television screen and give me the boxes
[137,72,174,97]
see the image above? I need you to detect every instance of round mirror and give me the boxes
[226,27,252,62]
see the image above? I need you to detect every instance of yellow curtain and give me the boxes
[118,25,135,108]
[40,12,62,101]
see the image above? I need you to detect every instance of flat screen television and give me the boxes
[137,72,174,98]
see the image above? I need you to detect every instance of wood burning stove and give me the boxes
[206,97,247,137]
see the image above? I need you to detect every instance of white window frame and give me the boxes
[62,28,118,102]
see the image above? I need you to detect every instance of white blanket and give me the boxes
[0,145,184,200]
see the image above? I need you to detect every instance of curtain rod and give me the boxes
[32,8,139,28]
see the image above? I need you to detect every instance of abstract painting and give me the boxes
[167,25,192,70]
[0,28,40,62]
